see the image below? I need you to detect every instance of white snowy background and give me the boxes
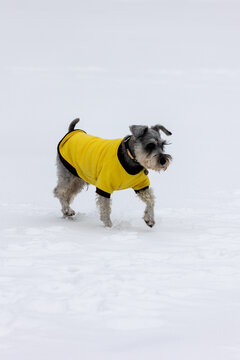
[0,0,240,359]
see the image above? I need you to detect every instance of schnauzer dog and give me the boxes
[54,119,172,227]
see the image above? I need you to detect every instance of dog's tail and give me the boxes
[68,118,80,132]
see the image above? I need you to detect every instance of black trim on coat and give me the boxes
[96,188,111,198]
[117,138,143,175]
[134,186,149,194]
[57,129,86,177]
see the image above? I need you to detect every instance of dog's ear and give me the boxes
[129,125,148,138]
[151,125,172,136]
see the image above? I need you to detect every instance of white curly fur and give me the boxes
[96,194,112,227]
[53,156,86,217]
[136,187,155,227]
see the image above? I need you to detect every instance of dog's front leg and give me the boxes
[136,188,155,227]
[96,194,112,227]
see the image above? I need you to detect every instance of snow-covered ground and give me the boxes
[1,191,240,359]
[1,0,240,359]
[2,166,240,360]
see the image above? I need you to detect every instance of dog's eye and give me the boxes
[146,143,156,151]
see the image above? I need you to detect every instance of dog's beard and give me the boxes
[135,147,172,172]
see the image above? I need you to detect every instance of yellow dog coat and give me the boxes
[58,130,150,198]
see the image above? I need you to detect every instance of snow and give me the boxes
[1,194,240,359]
[1,0,240,359]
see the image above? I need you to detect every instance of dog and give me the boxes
[54,118,172,227]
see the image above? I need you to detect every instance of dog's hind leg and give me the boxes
[53,156,86,217]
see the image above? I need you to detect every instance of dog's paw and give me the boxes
[62,208,76,217]
[103,219,112,228]
[143,214,155,228]
[144,219,155,228]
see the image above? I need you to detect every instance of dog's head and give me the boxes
[129,124,172,172]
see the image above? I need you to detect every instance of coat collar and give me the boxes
[117,136,144,175]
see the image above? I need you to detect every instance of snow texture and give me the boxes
[0,0,240,359]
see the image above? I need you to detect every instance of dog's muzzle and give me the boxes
[159,156,167,166]
[159,154,172,171]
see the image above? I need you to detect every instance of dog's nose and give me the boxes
[159,157,166,166]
